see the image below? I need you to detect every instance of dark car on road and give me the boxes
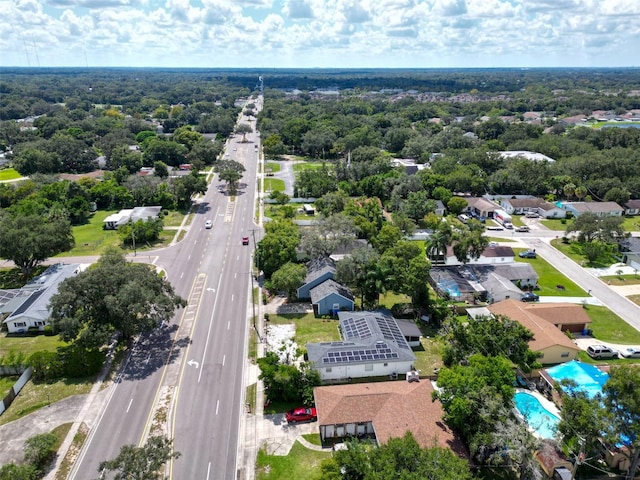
[521,292,539,302]
[286,407,317,423]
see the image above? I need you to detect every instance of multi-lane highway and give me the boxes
[69,98,262,480]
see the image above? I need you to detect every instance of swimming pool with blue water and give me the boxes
[514,391,560,439]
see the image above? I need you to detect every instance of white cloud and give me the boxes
[0,0,639,67]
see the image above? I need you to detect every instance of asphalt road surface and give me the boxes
[69,100,262,480]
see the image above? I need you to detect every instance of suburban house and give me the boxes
[561,201,624,218]
[463,196,498,219]
[487,300,582,364]
[297,257,336,299]
[500,197,565,219]
[309,279,354,316]
[306,311,416,381]
[1,264,82,334]
[619,237,640,270]
[430,262,538,303]
[391,158,426,175]
[103,206,163,230]
[313,380,467,456]
[440,244,516,267]
[624,199,640,216]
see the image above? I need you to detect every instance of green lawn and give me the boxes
[0,334,67,358]
[267,313,340,347]
[551,238,618,268]
[264,178,285,192]
[621,216,640,232]
[600,274,640,285]
[58,210,121,256]
[0,376,93,426]
[162,210,188,227]
[540,218,572,231]
[584,305,640,344]
[265,162,281,173]
[514,249,586,296]
[256,440,331,480]
[412,336,445,376]
[0,375,19,397]
[0,168,22,181]
[57,210,175,257]
[264,205,316,221]
[292,162,327,173]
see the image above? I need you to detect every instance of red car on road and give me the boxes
[242,236,250,245]
[285,407,317,423]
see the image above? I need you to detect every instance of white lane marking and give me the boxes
[237,255,239,261]
[180,272,184,279]
[222,355,226,366]
[206,463,211,480]
[126,398,133,413]
[216,400,220,415]
[227,321,230,330]
[188,254,191,261]
[234,273,237,279]
[198,273,224,384]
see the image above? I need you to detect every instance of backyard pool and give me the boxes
[545,360,609,398]
[514,391,560,439]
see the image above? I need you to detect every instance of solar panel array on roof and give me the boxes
[321,346,399,364]
[375,315,410,349]
[10,289,45,316]
[342,316,372,339]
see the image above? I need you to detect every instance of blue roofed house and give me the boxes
[1,264,82,334]
[297,257,336,299]
[309,279,354,316]
[306,311,416,382]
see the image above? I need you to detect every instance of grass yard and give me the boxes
[0,376,93,426]
[0,334,67,358]
[540,218,572,231]
[0,375,19,397]
[621,216,640,232]
[58,210,121,256]
[256,440,331,480]
[584,305,640,344]
[292,161,327,173]
[267,313,340,347]
[54,210,179,257]
[265,162,281,173]
[263,177,285,193]
[514,249,586,296]
[162,210,188,227]
[412,336,445,376]
[600,274,640,285]
[0,168,22,181]
[551,239,617,268]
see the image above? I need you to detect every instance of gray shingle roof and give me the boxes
[304,257,336,284]
[309,279,354,304]
[307,311,416,367]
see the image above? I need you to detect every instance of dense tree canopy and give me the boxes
[49,248,186,348]
[0,214,74,275]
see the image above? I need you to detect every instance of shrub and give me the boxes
[59,345,105,378]
[43,325,54,336]
[24,432,57,473]
[28,351,64,382]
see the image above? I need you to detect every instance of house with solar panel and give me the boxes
[1,264,81,334]
[306,311,416,381]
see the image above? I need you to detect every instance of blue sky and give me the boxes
[1,0,639,68]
